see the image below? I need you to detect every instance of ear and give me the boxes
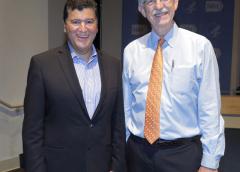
[64,25,66,32]
[138,4,146,18]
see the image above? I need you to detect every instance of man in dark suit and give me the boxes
[22,0,126,172]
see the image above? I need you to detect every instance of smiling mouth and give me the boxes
[77,35,89,39]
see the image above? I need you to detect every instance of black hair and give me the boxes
[63,0,98,23]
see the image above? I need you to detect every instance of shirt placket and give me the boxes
[84,63,94,118]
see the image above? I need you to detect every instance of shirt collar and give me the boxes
[147,22,179,49]
[68,41,98,64]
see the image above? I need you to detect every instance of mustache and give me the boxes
[152,8,169,15]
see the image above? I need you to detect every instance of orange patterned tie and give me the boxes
[144,39,164,144]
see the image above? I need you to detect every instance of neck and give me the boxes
[154,22,174,38]
[76,49,92,62]
[68,41,93,62]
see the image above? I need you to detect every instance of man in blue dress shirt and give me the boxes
[122,0,225,172]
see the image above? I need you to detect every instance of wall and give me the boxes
[101,0,122,58]
[230,0,240,94]
[0,0,48,171]
[0,108,23,171]
[48,0,66,49]
[0,0,48,106]
[225,0,240,128]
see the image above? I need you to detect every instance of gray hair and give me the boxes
[138,0,145,4]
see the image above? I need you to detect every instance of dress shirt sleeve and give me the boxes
[197,40,225,169]
[122,49,132,141]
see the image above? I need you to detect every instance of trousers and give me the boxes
[126,134,202,172]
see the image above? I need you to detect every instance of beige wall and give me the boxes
[101,0,122,58]
[0,0,48,170]
[48,0,66,49]
[0,0,48,106]
[230,0,240,94]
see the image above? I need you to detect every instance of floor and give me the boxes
[219,128,240,172]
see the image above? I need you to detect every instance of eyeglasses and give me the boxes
[143,0,169,6]
[68,18,97,27]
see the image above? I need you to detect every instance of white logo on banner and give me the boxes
[206,0,223,12]
[131,24,149,36]
[180,24,198,33]
[186,1,197,14]
[210,24,221,38]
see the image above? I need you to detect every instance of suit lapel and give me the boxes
[91,51,106,120]
[56,44,90,120]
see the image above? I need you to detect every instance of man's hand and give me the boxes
[198,166,218,172]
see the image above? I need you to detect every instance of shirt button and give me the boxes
[90,124,94,128]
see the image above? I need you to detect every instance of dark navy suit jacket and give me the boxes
[22,44,126,172]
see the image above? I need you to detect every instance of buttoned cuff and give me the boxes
[201,154,220,169]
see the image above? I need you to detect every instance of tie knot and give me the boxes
[158,38,164,47]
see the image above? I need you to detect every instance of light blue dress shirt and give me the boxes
[122,23,225,169]
[68,42,101,119]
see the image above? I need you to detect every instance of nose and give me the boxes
[155,0,164,9]
[78,22,87,32]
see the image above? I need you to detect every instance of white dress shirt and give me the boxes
[122,23,225,169]
[68,43,101,119]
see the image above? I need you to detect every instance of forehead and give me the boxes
[67,8,96,19]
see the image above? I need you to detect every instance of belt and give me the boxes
[130,134,201,147]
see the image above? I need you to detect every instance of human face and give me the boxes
[138,0,179,36]
[64,8,98,59]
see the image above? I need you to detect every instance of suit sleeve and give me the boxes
[22,57,47,172]
[111,61,127,172]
